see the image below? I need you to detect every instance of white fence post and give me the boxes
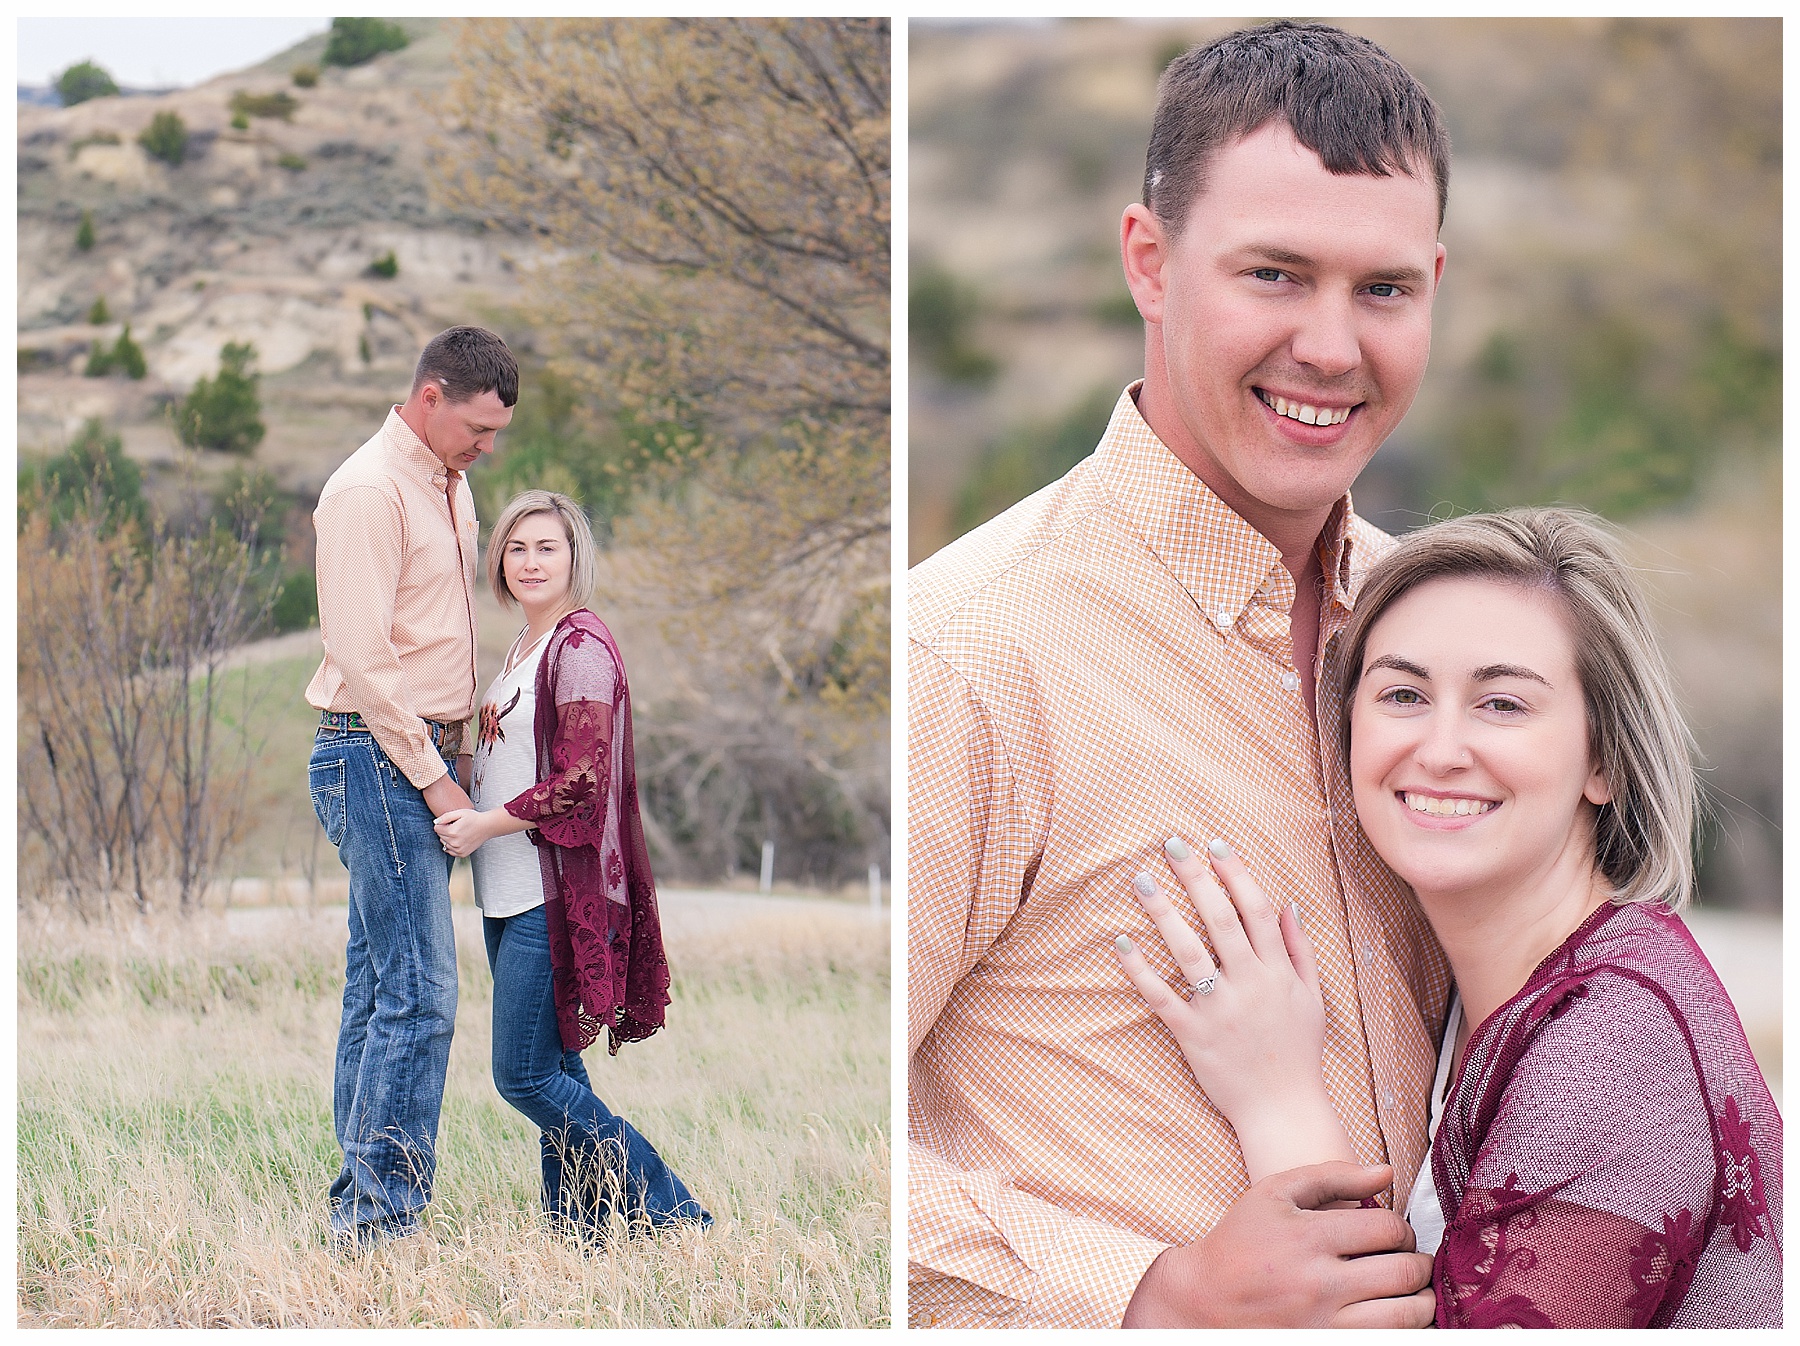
[760,840,775,894]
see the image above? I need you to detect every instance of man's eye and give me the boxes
[1367,283,1401,298]
[1251,267,1285,283]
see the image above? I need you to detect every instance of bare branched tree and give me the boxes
[436,18,890,884]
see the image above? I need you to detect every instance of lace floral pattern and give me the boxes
[503,610,670,1054]
[1430,903,1781,1328]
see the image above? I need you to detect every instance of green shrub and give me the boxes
[75,210,95,252]
[323,17,409,69]
[56,60,119,107]
[272,570,319,631]
[67,131,122,158]
[138,111,188,166]
[176,343,265,455]
[276,153,307,172]
[230,112,250,131]
[911,264,999,386]
[367,250,398,279]
[83,325,146,381]
[292,64,319,89]
[88,297,110,325]
[229,89,298,122]
[18,348,57,374]
[26,417,148,537]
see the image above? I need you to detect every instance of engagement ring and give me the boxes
[1189,974,1217,998]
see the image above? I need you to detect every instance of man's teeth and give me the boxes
[1261,392,1352,426]
[1404,793,1496,818]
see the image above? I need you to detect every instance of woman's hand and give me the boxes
[434,807,496,857]
[1115,836,1355,1179]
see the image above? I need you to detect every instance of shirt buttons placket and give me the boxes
[1280,670,1300,692]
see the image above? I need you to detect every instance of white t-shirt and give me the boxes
[1405,995,1463,1258]
[470,629,551,919]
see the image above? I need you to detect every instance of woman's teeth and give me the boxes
[1404,793,1496,818]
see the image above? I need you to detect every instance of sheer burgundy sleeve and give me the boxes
[502,644,616,848]
[1436,973,1720,1328]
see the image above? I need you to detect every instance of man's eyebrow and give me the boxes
[1242,246,1429,289]
[1364,654,1429,680]
[1471,662,1551,687]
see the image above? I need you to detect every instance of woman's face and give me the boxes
[503,512,572,618]
[1349,575,1611,906]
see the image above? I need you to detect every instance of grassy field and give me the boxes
[17,892,890,1327]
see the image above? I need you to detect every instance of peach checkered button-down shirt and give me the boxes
[908,385,1452,1329]
[305,408,480,789]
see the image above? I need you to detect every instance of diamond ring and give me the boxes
[1189,974,1218,998]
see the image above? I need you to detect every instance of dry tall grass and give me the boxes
[17,892,889,1327]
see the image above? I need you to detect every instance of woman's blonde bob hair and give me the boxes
[1338,507,1698,912]
[486,489,598,619]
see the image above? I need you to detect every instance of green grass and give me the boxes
[18,900,889,1326]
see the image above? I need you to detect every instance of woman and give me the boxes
[1115,508,1779,1327]
[434,489,710,1242]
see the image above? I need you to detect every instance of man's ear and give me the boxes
[1120,203,1169,326]
[420,379,440,412]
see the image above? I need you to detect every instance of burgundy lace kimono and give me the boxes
[502,609,670,1054]
[1430,900,1781,1327]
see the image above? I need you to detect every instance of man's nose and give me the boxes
[1289,291,1361,378]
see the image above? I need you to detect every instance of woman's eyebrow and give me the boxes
[1364,654,1429,680]
[1472,662,1551,686]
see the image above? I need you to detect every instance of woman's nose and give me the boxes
[1414,711,1470,773]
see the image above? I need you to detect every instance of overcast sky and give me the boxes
[19,18,329,90]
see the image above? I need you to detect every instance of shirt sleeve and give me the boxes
[907,640,1167,1327]
[314,484,445,789]
[504,630,617,849]
[1436,975,1715,1328]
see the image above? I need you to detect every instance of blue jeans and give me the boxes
[309,727,458,1241]
[484,904,710,1238]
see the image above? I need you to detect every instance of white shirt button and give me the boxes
[1381,1088,1396,1110]
[1216,609,1235,629]
[1362,942,1377,963]
[1280,670,1300,692]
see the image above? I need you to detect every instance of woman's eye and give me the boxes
[1382,687,1423,706]
[1484,696,1525,714]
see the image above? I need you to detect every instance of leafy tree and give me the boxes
[75,210,95,252]
[56,60,119,107]
[87,296,110,325]
[323,18,409,68]
[175,343,265,454]
[138,111,188,166]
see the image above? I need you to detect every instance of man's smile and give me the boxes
[1254,387,1359,427]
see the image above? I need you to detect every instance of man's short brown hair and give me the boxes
[411,325,520,407]
[1145,21,1450,236]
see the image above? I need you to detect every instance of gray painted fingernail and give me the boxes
[1163,836,1191,861]
[1208,837,1230,859]
[1132,872,1157,898]
[1115,934,1133,955]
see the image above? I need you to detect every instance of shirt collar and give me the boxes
[381,406,459,491]
[1093,382,1360,632]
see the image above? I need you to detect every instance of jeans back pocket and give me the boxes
[310,758,348,845]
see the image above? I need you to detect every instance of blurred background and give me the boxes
[909,17,1778,915]
[18,18,890,910]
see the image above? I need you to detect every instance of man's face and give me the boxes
[419,382,513,472]
[1130,121,1444,522]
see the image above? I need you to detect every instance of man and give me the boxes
[306,325,518,1244]
[908,23,1455,1328]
